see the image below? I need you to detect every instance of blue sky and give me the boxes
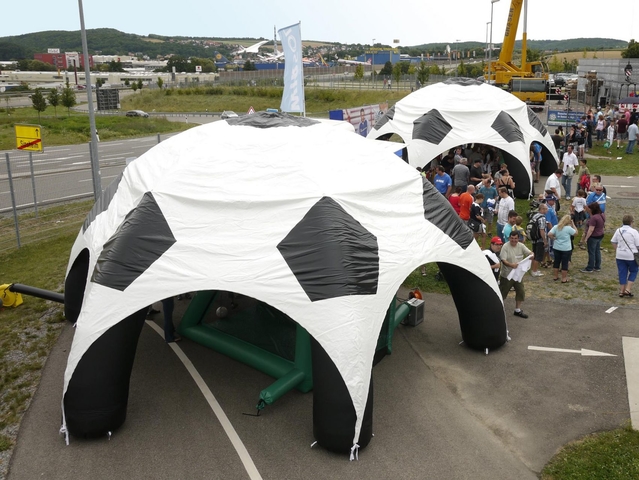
[2,0,636,46]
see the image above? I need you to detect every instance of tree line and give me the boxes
[29,81,77,120]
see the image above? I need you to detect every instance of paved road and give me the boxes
[0,134,185,212]
[7,288,637,479]
[0,112,220,213]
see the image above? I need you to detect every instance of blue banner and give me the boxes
[547,109,586,127]
[278,23,305,113]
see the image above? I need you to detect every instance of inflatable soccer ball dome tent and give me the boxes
[368,78,559,199]
[62,112,507,456]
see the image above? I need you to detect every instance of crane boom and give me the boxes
[499,0,523,65]
[486,0,547,105]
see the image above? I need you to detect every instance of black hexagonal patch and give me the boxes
[83,173,123,233]
[226,111,319,128]
[527,107,548,136]
[372,105,395,130]
[491,111,524,143]
[421,178,474,249]
[443,77,483,87]
[277,196,379,302]
[413,109,453,145]
[91,192,176,291]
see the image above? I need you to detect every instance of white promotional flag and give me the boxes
[278,22,305,114]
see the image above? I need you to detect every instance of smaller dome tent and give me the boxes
[368,78,559,198]
[62,112,507,456]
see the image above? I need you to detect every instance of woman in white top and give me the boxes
[606,119,615,153]
[611,214,639,298]
[595,115,605,143]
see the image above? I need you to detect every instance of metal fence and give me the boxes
[0,135,164,253]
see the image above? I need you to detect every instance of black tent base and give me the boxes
[311,337,373,453]
[63,308,147,438]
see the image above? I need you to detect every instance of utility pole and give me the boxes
[78,0,101,199]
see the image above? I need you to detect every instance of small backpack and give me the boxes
[526,214,542,242]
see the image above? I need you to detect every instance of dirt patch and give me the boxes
[524,199,639,307]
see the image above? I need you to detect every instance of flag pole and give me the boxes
[300,20,306,117]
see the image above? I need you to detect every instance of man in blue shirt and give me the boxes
[478,178,498,234]
[545,196,559,226]
[543,196,559,267]
[531,141,542,183]
[586,183,606,213]
[358,109,368,137]
[433,166,452,197]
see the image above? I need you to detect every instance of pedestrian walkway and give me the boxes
[7,291,637,479]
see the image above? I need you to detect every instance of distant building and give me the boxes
[34,52,94,69]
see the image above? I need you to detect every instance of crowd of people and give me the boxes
[551,105,639,158]
[423,141,639,319]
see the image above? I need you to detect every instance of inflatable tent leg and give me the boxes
[311,337,373,454]
[63,308,147,438]
[437,262,507,350]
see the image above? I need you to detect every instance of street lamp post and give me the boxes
[485,22,490,62]
[372,38,376,89]
[488,0,500,84]
[78,0,101,200]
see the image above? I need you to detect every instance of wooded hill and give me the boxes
[414,38,627,53]
[0,28,629,62]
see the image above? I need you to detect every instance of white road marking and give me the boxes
[623,337,639,429]
[101,152,133,158]
[606,306,618,314]
[145,321,263,480]
[528,346,616,357]
[71,161,89,165]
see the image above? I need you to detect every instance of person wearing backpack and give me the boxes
[528,203,548,277]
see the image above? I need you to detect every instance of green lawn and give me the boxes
[583,143,639,176]
[542,425,639,480]
[121,85,408,117]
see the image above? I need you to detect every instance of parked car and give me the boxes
[220,111,239,119]
[126,110,149,118]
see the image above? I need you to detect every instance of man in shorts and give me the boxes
[499,230,533,318]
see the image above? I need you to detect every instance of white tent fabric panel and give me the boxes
[64,113,502,447]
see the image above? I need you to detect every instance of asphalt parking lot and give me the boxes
[7,288,637,480]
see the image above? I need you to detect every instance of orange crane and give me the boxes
[486,0,548,105]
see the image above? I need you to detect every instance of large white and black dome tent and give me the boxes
[368,78,559,198]
[62,112,508,456]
